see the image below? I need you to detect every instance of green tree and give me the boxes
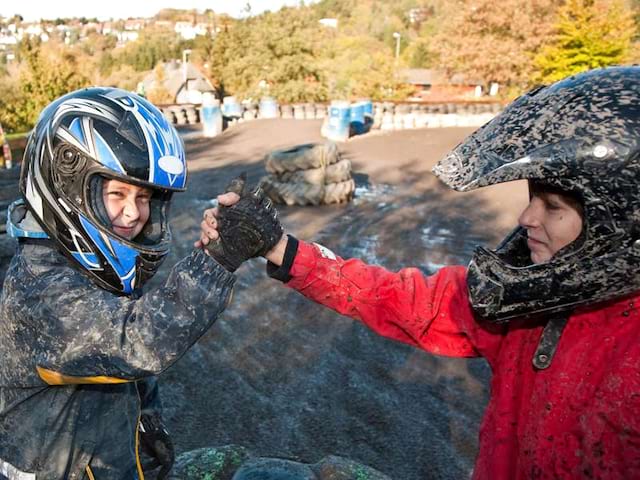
[534,0,637,83]
[318,35,408,100]
[114,28,191,73]
[202,7,327,102]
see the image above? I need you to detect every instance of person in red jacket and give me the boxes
[200,66,640,479]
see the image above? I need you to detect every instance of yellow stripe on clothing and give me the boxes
[36,367,129,385]
[85,466,95,480]
[136,413,145,480]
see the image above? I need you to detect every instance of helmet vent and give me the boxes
[116,111,146,151]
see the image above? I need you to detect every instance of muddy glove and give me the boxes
[139,412,175,480]
[206,173,283,272]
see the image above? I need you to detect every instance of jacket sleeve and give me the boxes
[6,246,235,385]
[281,240,504,359]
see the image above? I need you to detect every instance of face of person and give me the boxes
[102,179,152,239]
[518,182,584,264]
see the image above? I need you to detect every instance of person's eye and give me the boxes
[108,191,124,198]
[138,195,151,204]
[546,201,562,211]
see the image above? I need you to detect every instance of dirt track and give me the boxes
[153,120,529,479]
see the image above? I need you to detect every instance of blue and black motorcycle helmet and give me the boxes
[20,87,187,295]
[433,66,640,322]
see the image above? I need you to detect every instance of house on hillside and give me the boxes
[400,68,489,102]
[141,60,215,104]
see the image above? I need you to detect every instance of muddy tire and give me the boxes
[323,179,355,204]
[260,176,324,206]
[265,142,339,174]
[324,159,352,184]
[277,168,326,186]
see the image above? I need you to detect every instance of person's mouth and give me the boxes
[113,225,136,237]
[527,236,545,248]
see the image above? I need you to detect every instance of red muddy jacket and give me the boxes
[279,240,640,479]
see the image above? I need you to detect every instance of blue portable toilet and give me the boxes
[201,93,223,137]
[259,97,279,119]
[350,101,366,135]
[222,96,243,118]
[324,101,351,142]
[360,99,374,133]
[362,99,373,117]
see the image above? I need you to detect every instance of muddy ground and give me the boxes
[0,120,528,479]
[156,120,528,480]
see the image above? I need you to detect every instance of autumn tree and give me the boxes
[431,0,559,95]
[0,39,89,132]
[534,0,637,84]
[114,28,192,72]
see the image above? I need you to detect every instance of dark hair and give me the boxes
[529,180,584,217]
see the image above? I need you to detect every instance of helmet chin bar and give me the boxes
[468,237,640,369]
[468,238,640,322]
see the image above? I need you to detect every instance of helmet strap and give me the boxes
[532,312,570,369]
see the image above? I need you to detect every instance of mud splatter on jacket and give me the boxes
[0,240,234,479]
[277,240,640,479]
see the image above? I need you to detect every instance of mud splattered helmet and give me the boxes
[20,87,187,295]
[433,66,640,321]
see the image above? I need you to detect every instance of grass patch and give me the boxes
[6,132,29,141]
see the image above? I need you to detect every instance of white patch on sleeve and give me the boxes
[0,458,36,480]
[313,243,337,260]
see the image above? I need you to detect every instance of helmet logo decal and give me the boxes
[158,155,184,185]
[79,215,138,294]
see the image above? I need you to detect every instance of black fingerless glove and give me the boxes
[139,412,175,479]
[206,173,283,272]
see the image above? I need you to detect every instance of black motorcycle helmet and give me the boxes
[433,66,640,321]
[20,87,187,295]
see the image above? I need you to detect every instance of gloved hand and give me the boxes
[205,173,283,272]
[139,412,175,480]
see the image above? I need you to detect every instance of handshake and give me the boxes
[195,173,285,272]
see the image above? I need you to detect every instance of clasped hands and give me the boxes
[195,173,287,271]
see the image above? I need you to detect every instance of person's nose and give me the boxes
[122,196,140,222]
[518,197,542,229]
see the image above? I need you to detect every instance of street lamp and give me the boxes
[392,32,401,62]
[182,49,192,85]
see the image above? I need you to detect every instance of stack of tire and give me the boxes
[260,142,355,206]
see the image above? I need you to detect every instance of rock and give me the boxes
[311,456,391,480]
[232,458,316,480]
[166,448,391,480]
[168,445,252,480]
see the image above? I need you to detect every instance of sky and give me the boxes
[4,1,316,22]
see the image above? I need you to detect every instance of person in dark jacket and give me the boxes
[0,87,280,480]
[200,66,640,478]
